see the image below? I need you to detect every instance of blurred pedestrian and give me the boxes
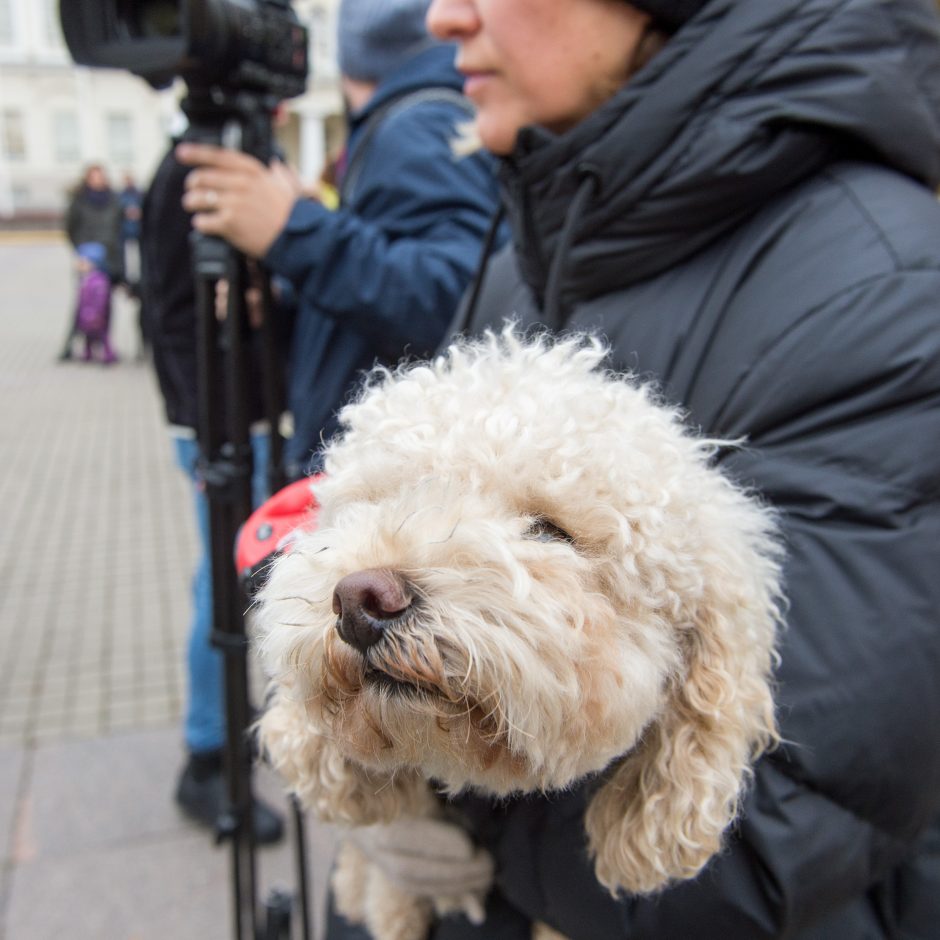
[304,152,342,210]
[59,164,123,361]
[177,0,504,480]
[119,172,143,291]
[72,241,117,365]
[119,172,149,360]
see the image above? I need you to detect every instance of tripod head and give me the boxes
[181,87,282,163]
[180,85,282,282]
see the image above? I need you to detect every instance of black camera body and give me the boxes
[59,0,308,101]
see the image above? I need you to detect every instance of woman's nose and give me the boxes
[426,0,479,42]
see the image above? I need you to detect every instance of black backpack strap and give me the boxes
[340,87,474,205]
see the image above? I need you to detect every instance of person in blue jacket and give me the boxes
[177,0,503,480]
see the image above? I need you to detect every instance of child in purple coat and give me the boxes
[74,242,117,364]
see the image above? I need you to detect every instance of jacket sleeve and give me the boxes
[140,153,200,428]
[262,101,500,358]
[452,267,940,940]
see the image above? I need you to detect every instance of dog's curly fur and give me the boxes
[256,331,783,939]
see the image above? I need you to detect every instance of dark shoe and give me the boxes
[175,750,284,846]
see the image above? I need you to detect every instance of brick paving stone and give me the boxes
[0,744,26,931]
[0,746,25,857]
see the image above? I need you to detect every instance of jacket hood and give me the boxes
[354,43,463,128]
[500,0,940,308]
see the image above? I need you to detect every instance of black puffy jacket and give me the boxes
[432,1,940,937]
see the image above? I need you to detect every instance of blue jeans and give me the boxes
[174,431,271,754]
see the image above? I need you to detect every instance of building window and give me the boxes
[1,110,26,162]
[53,111,81,163]
[43,0,63,47]
[0,0,16,46]
[107,113,135,168]
[308,3,335,80]
[12,184,30,209]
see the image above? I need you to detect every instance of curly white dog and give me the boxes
[256,331,783,940]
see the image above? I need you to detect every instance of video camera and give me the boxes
[59,0,308,101]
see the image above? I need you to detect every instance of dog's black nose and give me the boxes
[332,568,413,652]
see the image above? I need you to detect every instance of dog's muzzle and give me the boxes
[332,568,413,653]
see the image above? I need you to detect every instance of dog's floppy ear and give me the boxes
[584,562,778,895]
[259,690,426,825]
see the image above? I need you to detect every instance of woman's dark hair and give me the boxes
[628,23,671,77]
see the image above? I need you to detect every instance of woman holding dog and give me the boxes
[329,0,940,938]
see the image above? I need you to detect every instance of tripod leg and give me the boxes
[291,796,313,940]
[193,242,260,940]
[258,270,286,494]
[262,889,293,940]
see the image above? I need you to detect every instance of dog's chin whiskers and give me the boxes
[365,631,452,696]
[361,702,395,751]
[320,631,367,711]
[497,711,534,742]
[470,687,535,745]
[374,773,404,797]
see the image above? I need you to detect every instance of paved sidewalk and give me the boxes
[0,237,336,940]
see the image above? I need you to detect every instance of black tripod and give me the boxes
[185,89,312,940]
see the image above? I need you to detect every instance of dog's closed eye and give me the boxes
[524,517,573,544]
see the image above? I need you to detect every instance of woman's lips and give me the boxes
[461,71,495,97]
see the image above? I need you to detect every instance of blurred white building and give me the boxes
[0,0,342,223]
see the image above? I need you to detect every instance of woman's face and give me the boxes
[427,0,650,154]
[85,166,108,190]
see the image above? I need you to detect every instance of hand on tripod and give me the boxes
[178,142,303,258]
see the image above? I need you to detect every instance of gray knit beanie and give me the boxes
[337,0,436,84]
[628,0,711,30]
